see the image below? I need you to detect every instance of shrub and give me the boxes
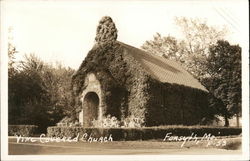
[91,115,145,128]
[47,126,242,141]
[92,114,120,128]
[123,115,145,128]
[9,125,38,137]
[57,116,80,127]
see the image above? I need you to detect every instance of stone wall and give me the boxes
[79,73,103,127]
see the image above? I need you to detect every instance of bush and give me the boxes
[57,116,80,127]
[123,115,145,128]
[9,125,38,137]
[91,115,144,128]
[92,115,120,128]
[47,126,242,141]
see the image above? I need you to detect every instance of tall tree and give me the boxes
[142,33,180,61]
[206,40,241,126]
[175,17,228,80]
[8,53,75,131]
[7,28,75,130]
[141,17,241,126]
[9,54,51,130]
[8,27,18,78]
[142,17,227,80]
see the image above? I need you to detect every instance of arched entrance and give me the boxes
[83,92,99,126]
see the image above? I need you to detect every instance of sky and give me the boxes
[1,0,249,70]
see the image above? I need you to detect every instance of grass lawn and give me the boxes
[8,136,241,155]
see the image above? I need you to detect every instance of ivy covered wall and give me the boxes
[72,42,150,126]
[71,41,210,127]
[146,78,210,126]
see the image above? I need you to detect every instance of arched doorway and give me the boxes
[83,92,99,126]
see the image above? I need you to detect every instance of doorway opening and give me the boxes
[83,92,99,126]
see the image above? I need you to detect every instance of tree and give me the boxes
[9,55,48,129]
[8,53,75,132]
[206,40,241,126]
[142,17,227,80]
[40,62,75,119]
[9,54,51,130]
[8,27,18,78]
[7,28,75,131]
[141,17,241,126]
[141,33,180,61]
[174,17,227,80]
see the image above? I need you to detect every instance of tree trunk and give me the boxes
[224,114,229,127]
[236,113,239,127]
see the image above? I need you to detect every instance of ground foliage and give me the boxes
[9,125,38,137]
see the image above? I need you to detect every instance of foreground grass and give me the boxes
[8,136,241,155]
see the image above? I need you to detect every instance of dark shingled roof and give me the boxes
[118,42,208,92]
